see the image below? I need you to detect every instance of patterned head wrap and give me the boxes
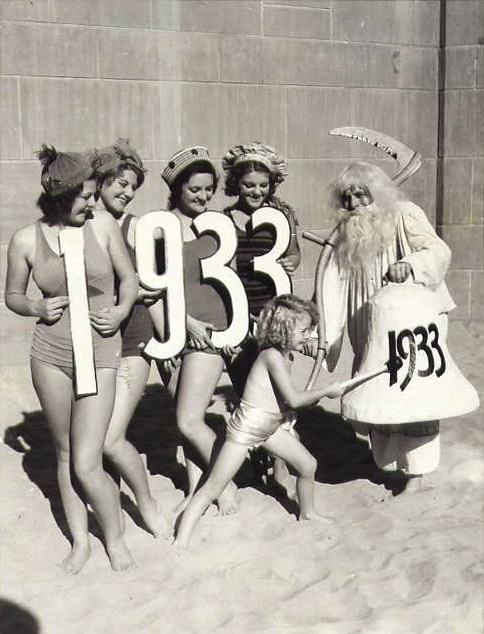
[38,145,95,196]
[95,138,145,186]
[222,142,288,187]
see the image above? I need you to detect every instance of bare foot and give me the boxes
[172,536,189,552]
[106,538,136,572]
[61,542,91,575]
[139,498,172,539]
[119,508,126,532]
[216,482,239,516]
[299,511,334,524]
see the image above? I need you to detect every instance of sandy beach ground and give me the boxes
[1,322,482,634]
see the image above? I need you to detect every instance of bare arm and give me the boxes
[264,349,342,409]
[90,217,138,335]
[5,230,37,316]
[5,228,69,322]
[278,212,301,274]
[106,218,138,317]
[5,226,69,324]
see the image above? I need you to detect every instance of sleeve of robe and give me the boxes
[320,241,349,372]
[396,201,452,290]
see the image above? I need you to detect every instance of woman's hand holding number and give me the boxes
[90,306,126,336]
[277,256,296,276]
[186,316,216,351]
[138,286,163,306]
[36,296,69,324]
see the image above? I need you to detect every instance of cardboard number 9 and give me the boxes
[136,211,186,359]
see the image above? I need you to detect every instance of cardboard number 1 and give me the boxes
[58,226,97,396]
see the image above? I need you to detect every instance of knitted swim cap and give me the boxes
[38,145,95,196]
[161,146,214,188]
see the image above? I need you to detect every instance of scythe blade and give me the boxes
[329,126,422,185]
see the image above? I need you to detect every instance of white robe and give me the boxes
[321,201,455,475]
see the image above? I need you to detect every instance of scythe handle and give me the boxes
[305,226,339,390]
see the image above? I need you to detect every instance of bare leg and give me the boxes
[272,458,297,500]
[174,441,248,549]
[157,359,202,512]
[272,425,300,500]
[104,356,170,537]
[173,452,204,515]
[71,368,135,571]
[263,428,329,522]
[175,352,238,515]
[31,359,91,574]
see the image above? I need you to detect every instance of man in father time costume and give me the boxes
[320,161,455,489]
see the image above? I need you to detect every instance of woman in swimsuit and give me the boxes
[224,144,299,296]
[159,146,238,514]
[95,139,170,538]
[5,146,138,574]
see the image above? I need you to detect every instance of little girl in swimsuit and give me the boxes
[174,294,342,549]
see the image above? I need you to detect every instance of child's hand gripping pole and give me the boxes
[323,357,404,400]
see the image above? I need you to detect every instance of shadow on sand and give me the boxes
[3,383,394,540]
[0,598,40,634]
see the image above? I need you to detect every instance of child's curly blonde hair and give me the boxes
[256,294,318,354]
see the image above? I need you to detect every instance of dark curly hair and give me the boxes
[224,161,298,227]
[167,161,218,210]
[256,294,318,354]
[36,184,86,220]
[224,160,277,199]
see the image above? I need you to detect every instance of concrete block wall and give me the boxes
[438,0,484,323]
[1,0,475,370]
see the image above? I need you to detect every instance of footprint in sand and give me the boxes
[404,559,438,601]
[450,458,483,484]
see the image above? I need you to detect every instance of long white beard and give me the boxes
[335,204,396,270]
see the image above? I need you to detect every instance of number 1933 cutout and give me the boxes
[388,322,446,391]
[135,208,292,359]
